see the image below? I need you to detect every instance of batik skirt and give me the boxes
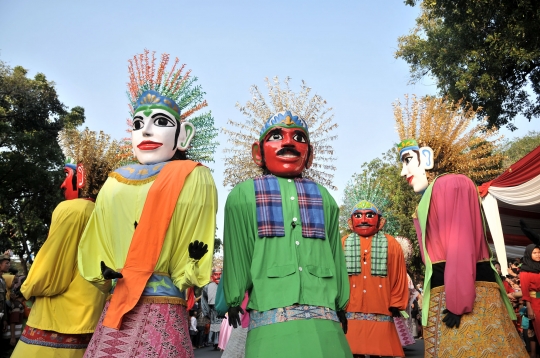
[83,299,194,358]
[424,282,527,358]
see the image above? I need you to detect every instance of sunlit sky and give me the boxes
[1,1,537,245]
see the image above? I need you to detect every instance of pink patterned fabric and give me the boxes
[394,317,415,346]
[84,301,194,358]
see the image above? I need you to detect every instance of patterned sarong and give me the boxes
[254,175,325,239]
[344,232,388,276]
[424,282,527,358]
[249,304,338,331]
[84,300,194,358]
[346,312,393,322]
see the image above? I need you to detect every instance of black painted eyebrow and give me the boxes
[151,112,173,120]
[133,115,143,120]
[401,153,412,161]
[294,130,307,137]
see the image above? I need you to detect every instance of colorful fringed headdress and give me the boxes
[125,50,218,163]
[393,95,504,183]
[222,76,338,190]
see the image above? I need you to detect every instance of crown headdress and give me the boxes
[222,77,338,189]
[393,95,504,183]
[125,50,218,163]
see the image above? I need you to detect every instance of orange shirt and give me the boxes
[341,234,409,315]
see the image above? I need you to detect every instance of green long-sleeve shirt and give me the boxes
[223,177,349,313]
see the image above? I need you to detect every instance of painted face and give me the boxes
[60,166,78,200]
[259,127,310,177]
[132,109,179,165]
[351,209,380,237]
[400,149,429,193]
[532,248,540,262]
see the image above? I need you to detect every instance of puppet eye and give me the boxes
[293,133,307,143]
[133,119,144,130]
[154,116,175,127]
[267,133,283,141]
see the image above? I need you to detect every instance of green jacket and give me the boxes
[223,177,349,312]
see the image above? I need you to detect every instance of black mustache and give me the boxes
[355,224,373,227]
[277,148,301,156]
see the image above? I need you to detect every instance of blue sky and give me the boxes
[1,1,537,245]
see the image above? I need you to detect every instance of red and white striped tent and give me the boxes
[479,145,540,275]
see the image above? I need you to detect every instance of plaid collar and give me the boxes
[344,232,388,276]
[254,175,326,239]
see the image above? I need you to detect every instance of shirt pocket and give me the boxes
[306,265,333,278]
[267,264,297,278]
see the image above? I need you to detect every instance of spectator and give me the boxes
[196,307,210,348]
[189,310,198,348]
[521,301,537,357]
[0,253,11,350]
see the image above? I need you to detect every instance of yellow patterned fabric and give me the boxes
[424,282,527,358]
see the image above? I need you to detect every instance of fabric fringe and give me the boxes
[109,172,158,185]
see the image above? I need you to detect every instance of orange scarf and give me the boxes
[103,160,200,329]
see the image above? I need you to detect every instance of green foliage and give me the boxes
[339,149,424,274]
[500,130,540,168]
[0,60,85,268]
[397,0,540,130]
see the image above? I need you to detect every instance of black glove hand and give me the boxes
[442,309,462,328]
[101,261,123,280]
[227,306,244,328]
[389,307,401,318]
[337,310,348,334]
[521,219,540,246]
[189,240,208,260]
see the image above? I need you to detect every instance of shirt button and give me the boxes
[291,196,295,200]
[353,284,356,288]
[364,250,368,253]
[293,217,297,222]
[288,179,292,182]
[299,267,303,271]
[295,241,300,246]
[363,262,367,265]
[379,285,382,288]
[364,276,367,279]
[363,290,366,293]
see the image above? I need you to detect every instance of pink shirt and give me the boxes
[413,174,490,315]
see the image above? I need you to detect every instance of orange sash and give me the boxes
[103,160,200,329]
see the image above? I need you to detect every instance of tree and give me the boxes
[500,130,540,168]
[0,61,85,271]
[396,0,540,130]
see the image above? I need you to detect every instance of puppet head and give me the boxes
[131,90,195,164]
[397,139,434,193]
[349,200,386,238]
[60,159,86,200]
[126,50,218,165]
[251,110,313,177]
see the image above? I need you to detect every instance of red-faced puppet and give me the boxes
[60,162,85,200]
[348,200,386,238]
[252,110,313,177]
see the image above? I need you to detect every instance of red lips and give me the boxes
[407,176,414,184]
[137,141,163,150]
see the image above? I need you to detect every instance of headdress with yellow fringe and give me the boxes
[393,95,504,184]
[58,128,125,199]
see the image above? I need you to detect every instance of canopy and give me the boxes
[479,145,540,275]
